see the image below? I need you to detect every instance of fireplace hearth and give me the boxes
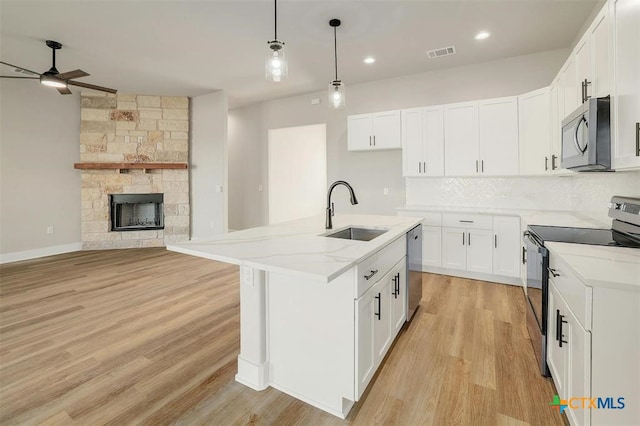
[110,193,164,231]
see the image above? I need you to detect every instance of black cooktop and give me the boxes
[528,225,640,248]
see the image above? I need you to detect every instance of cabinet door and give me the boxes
[347,114,373,152]
[590,6,609,98]
[493,216,521,278]
[355,289,376,399]
[547,281,567,399]
[479,97,519,175]
[575,38,591,103]
[372,110,401,150]
[390,260,407,335]
[442,227,467,270]
[518,87,551,175]
[373,279,392,362]
[444,102,479,176]
[466,229,493,274]
[424,106,445,176]
[612,0,640,170]
[423,225,442,268]
[401,108,424,177]
[549,79,562,172]
[566,307,592,426]
[561,57,579,116]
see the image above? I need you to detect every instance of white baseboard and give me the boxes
[0,242,83,264]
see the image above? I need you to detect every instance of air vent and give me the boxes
[427,46,457,59]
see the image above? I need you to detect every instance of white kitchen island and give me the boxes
[167,214,422,418]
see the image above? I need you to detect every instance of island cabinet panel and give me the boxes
[267,269,357,416]
[390,259,407,334]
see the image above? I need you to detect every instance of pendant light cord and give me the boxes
[274,0,278,40]
[334,26,338,81]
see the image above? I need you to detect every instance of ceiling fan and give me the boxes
[0,40,117,95]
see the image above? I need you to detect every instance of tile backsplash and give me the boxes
[406,171,640,223]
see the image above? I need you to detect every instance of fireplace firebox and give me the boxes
[110,193,164,231]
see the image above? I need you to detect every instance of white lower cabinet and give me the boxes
[547,277,592,426]
[355,253,407,400]
[493,216,521,278]
[422,225,442,268]
[442,227,493,273]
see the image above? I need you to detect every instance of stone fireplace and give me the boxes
[79,93,190,249]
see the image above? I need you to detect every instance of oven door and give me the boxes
[523,230,550,376]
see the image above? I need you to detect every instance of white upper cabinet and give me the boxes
[549,78,563,172]
[478,96,519,175]
[347,110,401,151]
[575,4,610,103]
[560,57,579,117]
[444,101,480,176]
[401,106,444,177]
[611,0,640,170]
[590,6,610,98]
[518,87,552,175]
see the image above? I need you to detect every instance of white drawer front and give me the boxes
[549,254,592,330]
[356,237,406,298]
[442,213,493,230]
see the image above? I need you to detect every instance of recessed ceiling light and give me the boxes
[363,57,375,64]
[475,31,491,40]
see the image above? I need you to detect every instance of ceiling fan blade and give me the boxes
[56,69,89,80]
[0,76,39,79]
[57,87,72,95]
[68,80,117,94]
[0,61,41,76]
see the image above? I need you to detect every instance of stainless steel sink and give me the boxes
[324,227,387,241]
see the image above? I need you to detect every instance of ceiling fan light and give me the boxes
[40,74,67,88]
[328,80,345,109]
[265,42,288,82]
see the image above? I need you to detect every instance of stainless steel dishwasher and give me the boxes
[406,224,422,322]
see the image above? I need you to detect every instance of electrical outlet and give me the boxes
[46,226,54,235]
[215,185,223,193]
[124,135,130,143]
[383,188,389,196]
[258,184,263,192]
[137,136,143,143]
[311,98,321,105]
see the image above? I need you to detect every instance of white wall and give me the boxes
[190,91,228,239]
[0,80,82,260]
[228,49,570,230]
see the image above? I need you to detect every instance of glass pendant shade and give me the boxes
[328,80,345,109]
[265,41,288,82]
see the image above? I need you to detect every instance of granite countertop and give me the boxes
[167,214,422,283]
[397,205,610,228]
[546,242,640,291]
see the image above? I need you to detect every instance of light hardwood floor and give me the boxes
[0,248,563,425]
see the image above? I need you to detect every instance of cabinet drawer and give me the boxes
[398,211,442,226]
[549,253,592,330]
[442,213,493,230]
[356,237,406,298]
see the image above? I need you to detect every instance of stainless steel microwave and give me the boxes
[561,97,611,171]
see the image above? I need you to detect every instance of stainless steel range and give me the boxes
[524,196,640,376]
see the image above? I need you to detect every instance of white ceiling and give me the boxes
[0,0,600,108]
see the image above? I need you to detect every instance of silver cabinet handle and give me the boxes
[468,232,471,246]
[494,234,497,248]
[423,161,426,173]
[419,162,422,173]
[459,220,474,223]
[462,232,465,245]
[551,155,558,170]
[481,160,484,173]
[369,136,372,146]
[476,160,479,173]
[545,156,549,171]
[373,135,376,146]
[364,269,379,280]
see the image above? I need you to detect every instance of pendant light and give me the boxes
[328,18,345,109]
[265,0,288,82]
